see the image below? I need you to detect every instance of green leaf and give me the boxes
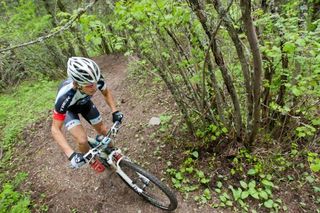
[248,180,256,188]
[203,188,212,199]
[210,125,217,132]
[185,167,193,173]
[247,169,257,175]
[175,172,183,180]
[219,195,227,203]
[313,186,320,193]
[311,118,320,126]
[200,178,210,184]
[283,42,296,53]
[229,186,242,201]
[259,191,268,200]
[310,162,320,172]
[295,38,306,47]
[292,87,302,96]
[264,199,274,208]
[192,151,199,159]
[262,179,274,188]
[92,37,102,45]
[250,191,260,200]
[305,176,315,183]
[265,188,272,195]
[241,191,249,199]
[240,181,247,189]
[223,192,231,200]
[230,169,236,175]
[226,200,233,206]
[196,170,205,178]
[222,127,228,133]
[216,181,222,188]
[210,135,217,141]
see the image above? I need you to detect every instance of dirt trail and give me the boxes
[15,54,214,213]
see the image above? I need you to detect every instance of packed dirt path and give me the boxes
[14,54,216,212]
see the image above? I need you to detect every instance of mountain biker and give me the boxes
[51,57,123,172]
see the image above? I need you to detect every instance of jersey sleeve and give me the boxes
[53,110,66,121]
[52,89,75,121]
[97,75,107,91]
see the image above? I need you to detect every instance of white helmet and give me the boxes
[67,57,101,85]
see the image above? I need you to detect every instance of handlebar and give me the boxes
[108,121,121,137]
[83,121,121,163]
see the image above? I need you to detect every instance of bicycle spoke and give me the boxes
[117,160,177,211]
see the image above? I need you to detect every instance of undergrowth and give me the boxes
[165,140,320,212]
[0,79,59,212]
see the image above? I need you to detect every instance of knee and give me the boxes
[96,124,107,135]
[73,135,88,145]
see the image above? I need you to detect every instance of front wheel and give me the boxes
[117,159,178,211]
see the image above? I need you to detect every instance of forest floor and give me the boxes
[10,54,319,213]
[12,54,215,213]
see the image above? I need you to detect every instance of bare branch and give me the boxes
[0,0,98,54]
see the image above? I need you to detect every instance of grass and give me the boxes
[0,79,58,150]
[0,78,59,212]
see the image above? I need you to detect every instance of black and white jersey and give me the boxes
[53,76,106,121]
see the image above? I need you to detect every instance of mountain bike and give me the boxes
[83,121,178,211]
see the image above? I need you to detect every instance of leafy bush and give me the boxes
[0,173,30,213]
[0,79,58,212]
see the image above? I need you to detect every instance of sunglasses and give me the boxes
[80,83,97,89]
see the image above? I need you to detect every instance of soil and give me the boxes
[12,54,213,213]
[10,54,319,213]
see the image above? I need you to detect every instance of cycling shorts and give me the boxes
[64,100,102,130]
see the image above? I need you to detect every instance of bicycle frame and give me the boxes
[83,121,120,164]
[83,122,145,193]
[81,121,178,210]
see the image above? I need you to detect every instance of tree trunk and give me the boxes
[43,0,76,57]
[213,0,253,131]
[100,35,111,54]
[261,60,275,124]
[189,0,243,138]
[261,0,268,12]
[311,1,320,22]
[276,38,288,108]
[207,55,226,125]
[240,0,263,146]
[57,0,89,57]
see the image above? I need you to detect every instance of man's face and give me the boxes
[79,83,97,95]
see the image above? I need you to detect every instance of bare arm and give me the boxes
[101,88,117,113]
[51,118,74,158]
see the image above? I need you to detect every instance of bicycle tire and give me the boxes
[118,159,178,211]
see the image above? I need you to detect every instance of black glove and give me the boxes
[69,152,86,168]
[112,111,124,123]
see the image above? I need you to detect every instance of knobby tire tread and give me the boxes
[118,159,178,211]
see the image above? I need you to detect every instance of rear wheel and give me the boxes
[118,159,178,211]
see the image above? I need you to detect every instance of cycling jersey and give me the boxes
[53,76,107,121]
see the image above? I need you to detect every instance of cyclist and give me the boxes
[51,57,123,172]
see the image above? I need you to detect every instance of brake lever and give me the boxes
[111,121,121,137]
[83,147,100,163]
[111,127,118,137]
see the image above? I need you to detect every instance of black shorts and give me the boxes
[64,101,102,130]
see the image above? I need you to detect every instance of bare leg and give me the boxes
[69,124,90,153]
[92,121,108,135]
[92,122,114,147]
